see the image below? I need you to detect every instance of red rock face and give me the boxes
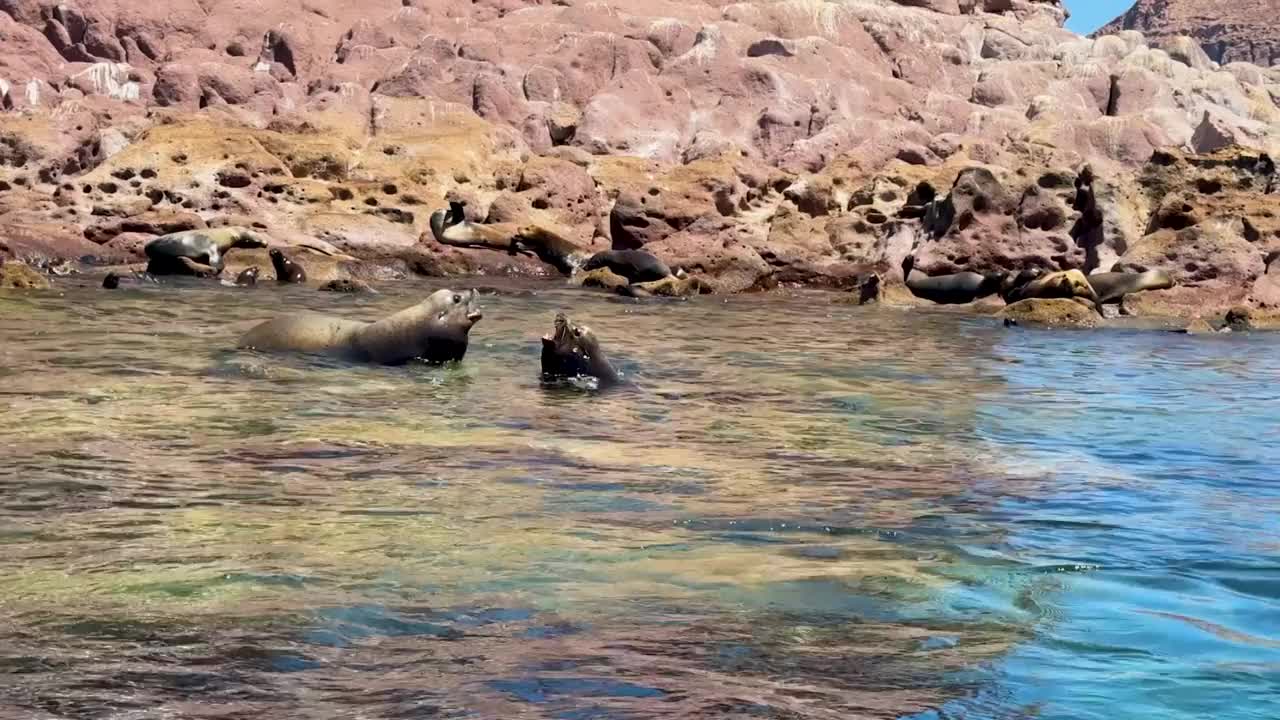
[0,0,1277,314]
[1096,0,1280,67]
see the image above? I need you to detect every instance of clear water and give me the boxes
[1,277,1277,719]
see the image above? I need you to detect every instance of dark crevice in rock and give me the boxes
[1104,74,1120,117]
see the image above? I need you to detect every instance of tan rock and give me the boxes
[998,298,1102,328]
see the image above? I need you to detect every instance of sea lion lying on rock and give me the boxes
[237,288,483,365]
[270,249,307,283]
[1086,270,1174,304]
[581,249,672,284]
[540,312,622,387]
[1002,269,1099,305]
[431,202,678,285]
[144,227,267,277]
[901,256,1006,305]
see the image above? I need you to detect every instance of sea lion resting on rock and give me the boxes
[581,249,672,284]
[431,202,672,283]
[237,288,483,365]
[1086,270,1174,304]
[270,249,307,283]
[144,227,267,277]
[540,312,622,387]
[901,255,1006,305]
[1003,269,1099,305]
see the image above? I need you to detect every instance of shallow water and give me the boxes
[1,277,1277,719]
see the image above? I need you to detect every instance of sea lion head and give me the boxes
[102,272,120,289]
[235,266,260,286]
[1058,269,1099,302]
[416,288,482,363]
[540,312,616,383]
[999,268,1045,302]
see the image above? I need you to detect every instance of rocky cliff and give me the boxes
[2,0,1278,315]
[1097,0,1280,68]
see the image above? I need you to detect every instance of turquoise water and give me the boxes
[0,278,1277,718]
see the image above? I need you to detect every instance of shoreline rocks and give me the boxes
[0,1,1277,321]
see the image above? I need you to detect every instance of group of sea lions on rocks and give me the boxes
[896,254,1176,326]
[96,227,374,294]
[429,201,713,299]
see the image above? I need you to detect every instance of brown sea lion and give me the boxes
[1086,270,1174,304]
[269,249,307,283]
[511,224,592,276]
[540,312,622,387]
[102,272,120,289]
[1003,269,1099,305]
[901,255,1007,305]
[144,227,267,277]
[237,288,483,365]
[429,202,595,276]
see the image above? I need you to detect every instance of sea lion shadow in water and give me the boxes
[538,312,629,393]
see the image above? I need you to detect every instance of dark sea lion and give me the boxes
[581,249,672,284]
[234,266,260,287]
[319,278,376,294]
[1086,270,1174,304]
[428,200,469,243]
[901,255,1006,305]
[269,249,307,283]
[102,272,120,289]
[1003,269,1099,304]
[540,312,622,387]
[237,288,483,365]
[144,227,267,277]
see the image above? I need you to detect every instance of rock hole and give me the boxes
[1196,178,1222,195]
[364,197,378,206]
[382,183,398,195]
[82,184,92,193]
[330,187,354,200]
[217,172,252,189]
[142,168,159,178]
[400,194,421,205]
[264,183,286,194]
[111,168,136,180]
[98,182,118,194]
[532,198,549,210]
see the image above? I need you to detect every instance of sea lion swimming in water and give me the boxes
[540,312,622,387]
[144,227,267,277]
[582,249,672,284]
[269,249,307,283]
[234,266,260,287]
[1085,270,1174,304]
[102,272,120,289]
[901,255,1007,305]
[237,288,483,365]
